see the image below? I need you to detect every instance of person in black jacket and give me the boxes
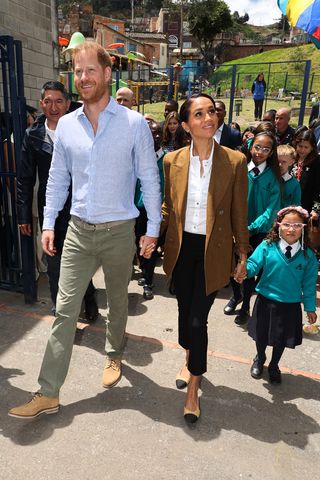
[213,100,242,149]
[17,81,98,320]
[309,102,320,126]
[292,128,320,219]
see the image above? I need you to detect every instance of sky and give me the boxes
[225,0,282,26]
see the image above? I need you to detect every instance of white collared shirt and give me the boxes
[279,238,301,257]
[155,147,164,160]
[214,124,224,144]
[45,119,56,143]
[282,172,292,182]
[248,160,267,175]
[184,141,214,235]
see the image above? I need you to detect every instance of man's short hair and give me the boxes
[72,41,112,70]
[41,81,69,100]
[215,100,226,111]
[165,99,179,111]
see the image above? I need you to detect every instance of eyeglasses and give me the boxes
[277,222,305,230]
[253,144,272,154]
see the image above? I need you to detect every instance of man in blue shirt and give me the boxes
[9,41,162,419]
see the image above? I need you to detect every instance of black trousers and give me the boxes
[173,232,217,376]
[230,232,266,313]
[254,99,264,120]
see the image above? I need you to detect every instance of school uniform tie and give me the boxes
[252,167,260,177]
[285,246,292,259]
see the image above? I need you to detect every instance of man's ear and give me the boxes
[105,66,112,84]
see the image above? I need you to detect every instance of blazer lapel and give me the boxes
[171,146,190,231]
[206,141,233,243]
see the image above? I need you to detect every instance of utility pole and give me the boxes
[131,0,134,31]
[179,0,183,62]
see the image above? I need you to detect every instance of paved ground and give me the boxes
[1,260,320,480]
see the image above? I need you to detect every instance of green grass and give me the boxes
[138,45,318,130]
[210,44,320,96]
[141,97,305,131]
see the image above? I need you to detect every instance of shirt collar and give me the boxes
[217,124,224,133]
[279,238,301,256]
[282,172,292,181]
[76,96,117,118]
[248,160,267,173]
[156,147,164,159]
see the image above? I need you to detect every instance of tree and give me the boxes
[187,0,233,62]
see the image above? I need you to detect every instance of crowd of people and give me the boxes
[7,41,319,425]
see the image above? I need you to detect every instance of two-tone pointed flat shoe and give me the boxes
[184,406,201,424]
[176,364,191,389]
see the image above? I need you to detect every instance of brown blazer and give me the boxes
[162,142,250,295]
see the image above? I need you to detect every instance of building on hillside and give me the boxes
[127,32,168,69]
[156,8,201,64]
[94,21,155,64]
[0,0,58,107]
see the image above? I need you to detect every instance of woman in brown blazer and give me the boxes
[162,93,250,423]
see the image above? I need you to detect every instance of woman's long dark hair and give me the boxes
[247,130,282,183]
[294,128,318,167]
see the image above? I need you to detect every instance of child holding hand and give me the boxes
[243,206,318,384]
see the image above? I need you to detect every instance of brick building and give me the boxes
[0,0,59,107]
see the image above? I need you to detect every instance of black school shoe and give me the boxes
[143,285,154,300]
[234,310,250,325]
[250,354,266,379]
[224,296,243,315]
[268,366,282,384]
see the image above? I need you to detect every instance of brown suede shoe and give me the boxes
[8,392,60,419]
[102,357,122,388]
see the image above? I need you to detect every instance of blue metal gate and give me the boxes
[0,35,37,302]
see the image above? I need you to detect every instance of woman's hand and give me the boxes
[234,262,247,284]
[306,312,317,324]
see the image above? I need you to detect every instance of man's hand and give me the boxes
[139,235,158,259]
[42,230,56,256]
[19,224,32,236]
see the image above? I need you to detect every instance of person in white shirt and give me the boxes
[161,93,250,423]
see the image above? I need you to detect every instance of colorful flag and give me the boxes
[277,0,320,47]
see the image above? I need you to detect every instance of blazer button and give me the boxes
[219,210,224,215]
[217,243,221,247]
[218,227,222,231]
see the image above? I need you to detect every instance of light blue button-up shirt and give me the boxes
[43,98,162,237]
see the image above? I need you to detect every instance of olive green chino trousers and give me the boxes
[38,218,136,398]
